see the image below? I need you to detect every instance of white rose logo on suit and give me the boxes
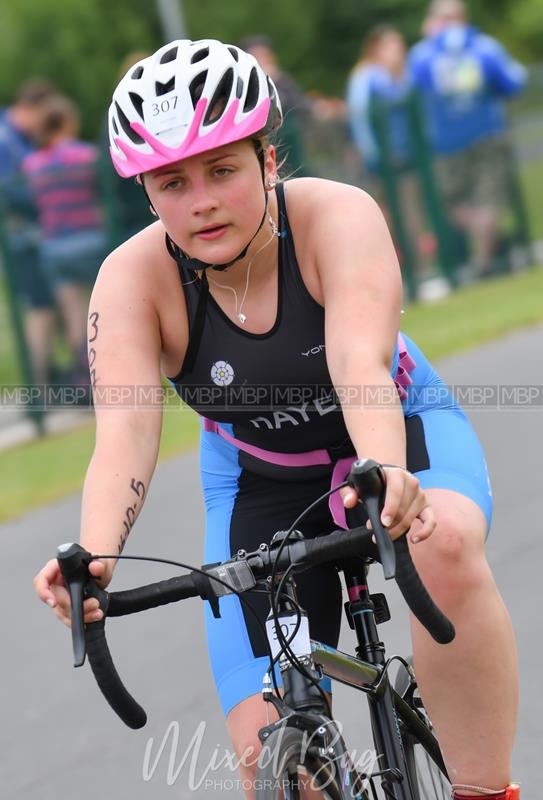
[211,361,234,387]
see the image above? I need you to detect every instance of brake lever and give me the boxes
[56,543,93,667]
[348,458,396,580]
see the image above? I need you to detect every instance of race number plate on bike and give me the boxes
[265,614,311,660]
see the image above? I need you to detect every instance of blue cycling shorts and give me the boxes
[199,335,492,716]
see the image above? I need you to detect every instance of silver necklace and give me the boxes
[207,214,280,324]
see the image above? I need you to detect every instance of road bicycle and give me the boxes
[57,458,453,799]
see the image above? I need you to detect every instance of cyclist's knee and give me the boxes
[226,694,278,779]
[410,491,491,602]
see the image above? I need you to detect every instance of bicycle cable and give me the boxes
[90,478,354,709]
[91,553,279,688]
[272,563,337,714]
[91,553,316,699]
[268,480,351,713]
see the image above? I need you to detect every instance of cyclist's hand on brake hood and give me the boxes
[341,464,436,544]
[33,557,109,628]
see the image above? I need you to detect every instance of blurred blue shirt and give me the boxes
[346,65,412,172]
[408,24,527,155]
[0,108,37,220]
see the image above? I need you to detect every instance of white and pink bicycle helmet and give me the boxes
[108,39,283,178]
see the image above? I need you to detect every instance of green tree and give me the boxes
[0,0,540,138]
[0,0,161,137]
[183,0,538,96]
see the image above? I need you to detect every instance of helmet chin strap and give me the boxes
[166,191,269,273]
[139,176,270,274]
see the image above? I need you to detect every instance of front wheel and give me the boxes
[395,660,451,800]
[255,726,362,800]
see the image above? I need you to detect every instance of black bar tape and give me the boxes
[292,527,378,571]
[107,574,198,617]
[85,619,147,729]
[394,538,455,644]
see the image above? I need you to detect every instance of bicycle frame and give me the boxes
[261,559,443,800]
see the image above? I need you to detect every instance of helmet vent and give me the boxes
[112,118,119,135]
[129,92,145,120]
[131,66,144,80]
[204,68,234,126]
[155,77,175,96]
[115,102,145,144]
[227,47,239,62]
[189,72,207,108]
[243,67,260,112]
[191,47,209,64]
[160,46,178,64]
[235,77,244,98]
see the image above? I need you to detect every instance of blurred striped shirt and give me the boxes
[22,140,103,239]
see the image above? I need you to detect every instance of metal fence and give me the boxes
[1,71,542,432]
[298,81,542,302]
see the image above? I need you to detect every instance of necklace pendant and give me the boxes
[238,313,247,324]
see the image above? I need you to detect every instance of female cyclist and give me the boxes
[34,40,518,800]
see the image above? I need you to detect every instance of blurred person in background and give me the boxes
[239,34,312,177]
[304,88,366,186]
[409,0,527,278]
[98,52,153,245]
[0,78,57,384]
[22,94,108,388]
[347,26,436,276]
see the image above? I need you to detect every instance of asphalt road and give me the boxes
[2,326,541,799]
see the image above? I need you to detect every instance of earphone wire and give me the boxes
[207,213,279,322]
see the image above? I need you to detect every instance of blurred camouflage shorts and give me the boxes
[434,135,511,211]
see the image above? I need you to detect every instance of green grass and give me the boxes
[0,421,96,521]
[1,266,543,523]
[402,266,543,359]
[0,400,199,523]
[0,272,75,387]
[519,158,543,241]
[0,275,22,386]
